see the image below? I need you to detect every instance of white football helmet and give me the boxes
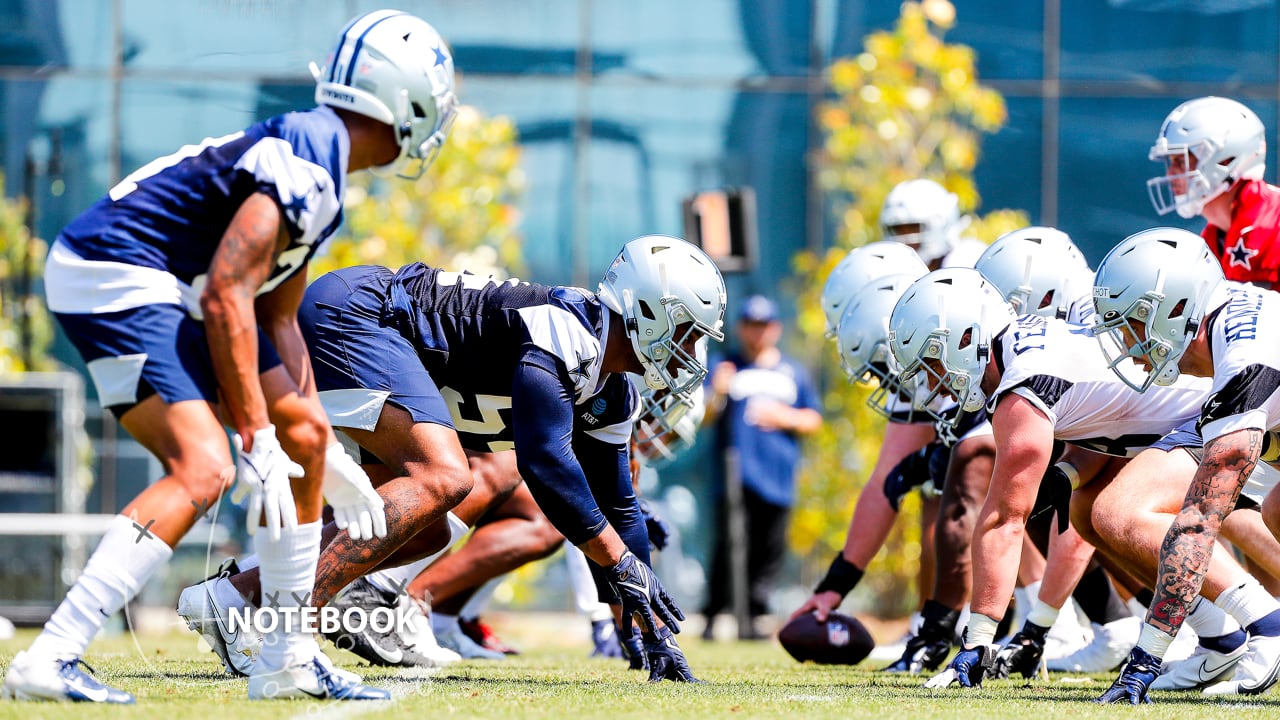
[634,385,703,465]
[880,179,971,264]
[835,273,923,421]
[820,241,929,336]
[975,226,1091,319]
[1092,227,1226,392]
[888,268,1017,424]
[313,10,459,180]
[1147,96,1266,219]
[597,235,727,398]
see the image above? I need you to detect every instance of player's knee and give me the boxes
[435,460,474,509]
[173,439,236,500]
[1262,489,1280,538]
[277,408,330,465]
[527,515,565,557]
[1070,494,1101,545]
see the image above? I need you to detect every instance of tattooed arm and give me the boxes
[202,192,288,441]
[1147,427,1261,635]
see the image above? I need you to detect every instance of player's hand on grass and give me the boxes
[1095,647,1159,704]
[991,623,1047,679]
[322,443,387,541]
[644,626,702,682]
[231,425,301,541]
[607,551,684,636]
[925,644,994,689]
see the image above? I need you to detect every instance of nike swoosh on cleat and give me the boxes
[63,678,110,703]
[1197,654,1242,683]
[359,634,403,664]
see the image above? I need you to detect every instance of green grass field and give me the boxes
[2,623,1280,720]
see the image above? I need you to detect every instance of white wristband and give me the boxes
[1056,461,1082,490]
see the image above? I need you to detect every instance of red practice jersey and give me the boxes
[1202,179,1280,287]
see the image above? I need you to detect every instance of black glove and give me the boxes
[644,625,702,682]
[883,444,933,511]
[619,626,649,671]
[1030,464,1072,534]
[924,643,996,688]
[638,499,671,551]
[606,551,683,637]
[991,622,1048,679]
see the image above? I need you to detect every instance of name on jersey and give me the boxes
[1222,289,1263,343]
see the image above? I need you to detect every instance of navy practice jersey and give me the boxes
[991,314,1211,457]
[1199,283,1280,443]
[53,107,347,316]
[387,263,640,543]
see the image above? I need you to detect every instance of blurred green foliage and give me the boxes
[0,173,54,374]
[311,105,526,279]
[789,0,1029,616]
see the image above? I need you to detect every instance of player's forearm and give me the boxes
[202,288,269,435]
[578,524,629,567]
[969,501,1026,620]
[1148,435,1256,633]
[1036,526,1095,610]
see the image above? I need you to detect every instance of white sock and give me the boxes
[1184,596,1241,637]
[565,544,608,618]
[366,512,468,597]
[31,515,173,660]
[256,521,322,673]
[1215,576,1280,629]
[1137,623,1174,659]
[1027,599,1061,629]
[460,576,503,621]
[238,554,259,572]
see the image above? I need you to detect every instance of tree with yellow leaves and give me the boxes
[310,105,525,280]
[788,0,1028,615]
[0,174,54,375]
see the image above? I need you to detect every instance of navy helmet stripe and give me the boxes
[342,11,407,87]
[327,13,366,83]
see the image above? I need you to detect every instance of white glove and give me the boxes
[230,425,302,541]
[322,443,387,541]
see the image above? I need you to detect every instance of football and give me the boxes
[777,611,875,665]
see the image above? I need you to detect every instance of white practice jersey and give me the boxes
[1199,283,1280,443]
[940,237,988,269]
[992,314,1211,457]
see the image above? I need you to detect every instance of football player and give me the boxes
[1,9,457,703]
[1148,97,1280,290]
[884,268,1275,695]
[1096,229,1280,703]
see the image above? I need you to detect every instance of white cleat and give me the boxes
[399,594,461,667]
[1203,633,1280,696]
[248,653,390,701]
[1043,601,1091,662]
[1,650,134,703]
[1046,616,1141,673]
[1151,642,1246,690]
[433,618,506,660]
[176,574,261,676]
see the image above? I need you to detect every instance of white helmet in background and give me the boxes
[635,385,703,465]
[976,226,1091,319]
[835,273,922,421]
[1147,96,1266,219]
[888,268,1017,424]
[880,179,970,264]
[1092,227,1226,392]
[597,235,727,398]
[313,9,459,180]
[820,241,928,336]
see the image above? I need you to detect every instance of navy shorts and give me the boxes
[1150,419,1204,463]
[55,303,281,417]
[300,266,454,430]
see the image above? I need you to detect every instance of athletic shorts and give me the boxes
[55,302,281,417]
[300,265,454,433]
[1150,419,1278,509]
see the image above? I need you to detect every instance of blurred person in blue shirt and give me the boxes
[701,294,822,639]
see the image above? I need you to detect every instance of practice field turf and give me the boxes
[2,624,1280,720]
